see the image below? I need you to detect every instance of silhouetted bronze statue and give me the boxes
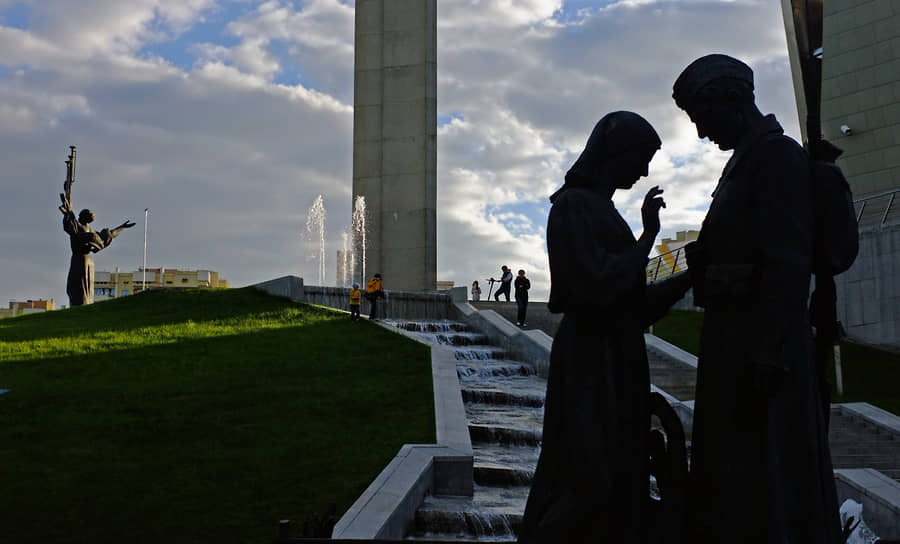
[58,146,135,306]
[518,111,691,543]
[673,54,841,543]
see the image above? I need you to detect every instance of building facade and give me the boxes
[93,268,228,301]
[0,299,56,318]
[783,0,900,347]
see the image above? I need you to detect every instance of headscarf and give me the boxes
[552,111,661,203]
[673,54,754,110]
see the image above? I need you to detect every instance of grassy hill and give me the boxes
[0,288,434,543]
[654,309,900,416]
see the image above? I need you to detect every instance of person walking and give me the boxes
[492,265,513,301]
[349,282,362,321]
[514,269,530,326]
[471,280,482,301]
[365,273,384,320]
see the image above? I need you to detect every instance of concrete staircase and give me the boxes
[646,345,696,401]
[830,408,900,482]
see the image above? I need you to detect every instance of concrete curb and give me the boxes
[452,302,553,378]
[331,321,473,540]
[251,275,305,302]
[837,402,900,439]
[650,385,694,436]
[644,333,698,368]
[835,468,900,539]
[331,444,467,539]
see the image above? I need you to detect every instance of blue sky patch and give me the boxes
[669,154,703,168]
[140,4,245,70]
[486,201,549,237]
[0,3,28,30]
[438,112,464,127]
[270,41,315,88]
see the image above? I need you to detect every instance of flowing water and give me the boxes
[306,195,326,285]
[352,195,367,286]
[394,320,547,541]
[340,231,351,286]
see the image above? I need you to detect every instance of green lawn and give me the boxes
[0,288,434,543]
[653,309,900,416]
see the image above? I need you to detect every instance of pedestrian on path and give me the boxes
[471,280,482,301]
[492,265,513,301]
[514,269,530,326]
[365,273,384,320]
[349,282,362,321]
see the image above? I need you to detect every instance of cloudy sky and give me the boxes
[0,0,800,305]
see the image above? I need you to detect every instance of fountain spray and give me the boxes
[306,195,326,286]
[352,195,367,285]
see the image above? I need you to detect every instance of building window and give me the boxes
[122,290,130,296]
[166,281,173,284]
[182,278,189,283]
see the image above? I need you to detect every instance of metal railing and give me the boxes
[647,247,688,283]
[854,188,899,230]
[645,188,899,283]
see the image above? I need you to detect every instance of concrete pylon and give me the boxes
[352,0,437,291]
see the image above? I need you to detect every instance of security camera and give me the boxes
[840,124,852,135]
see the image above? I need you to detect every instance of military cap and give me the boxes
[673,54,754,108]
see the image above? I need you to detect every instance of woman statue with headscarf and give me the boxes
[519,111,691,543]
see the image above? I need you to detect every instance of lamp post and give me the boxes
[143,208,149,292]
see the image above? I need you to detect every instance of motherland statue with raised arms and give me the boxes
[58,146,135,307]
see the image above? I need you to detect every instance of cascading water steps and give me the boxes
[392,320,546,542]
[392,319,899,542]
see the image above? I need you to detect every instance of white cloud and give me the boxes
[0,0,801,306]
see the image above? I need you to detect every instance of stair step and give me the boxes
[469,425,541,447]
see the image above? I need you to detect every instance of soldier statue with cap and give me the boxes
[673,54,841,543]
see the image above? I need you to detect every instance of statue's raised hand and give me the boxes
[117,220,137,230]
[59,193,72,214]
[641,185,665,236]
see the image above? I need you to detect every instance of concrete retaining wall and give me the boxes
[835,223,900,348]
[835,468,900,540]
[453,302,554,378]
[331,320,472,540]
[252,276,466,321]
[305,286,456,320]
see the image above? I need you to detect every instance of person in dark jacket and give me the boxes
[365,273,384,320]
[518,111,691,544]
[492,265,513,301]
[673,54,841,544]
[514,269,530,326]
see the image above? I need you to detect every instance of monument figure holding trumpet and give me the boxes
[58,146,135,306]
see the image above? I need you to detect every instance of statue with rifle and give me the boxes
[59,146,136,306]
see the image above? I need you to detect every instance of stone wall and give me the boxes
[303,285,462,321]
[835,223,900,348]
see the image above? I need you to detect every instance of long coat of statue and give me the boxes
[519,111,691,543]
[62,209,125,306]
[686,115,842,543]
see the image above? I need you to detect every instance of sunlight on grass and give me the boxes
[0,288,435,543]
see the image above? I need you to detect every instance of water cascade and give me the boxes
[306,195,326,285]
[352,195,367,285]
[392,320,548,541]
[340,231,351,286]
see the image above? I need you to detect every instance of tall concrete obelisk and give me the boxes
[352,0,437,291]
